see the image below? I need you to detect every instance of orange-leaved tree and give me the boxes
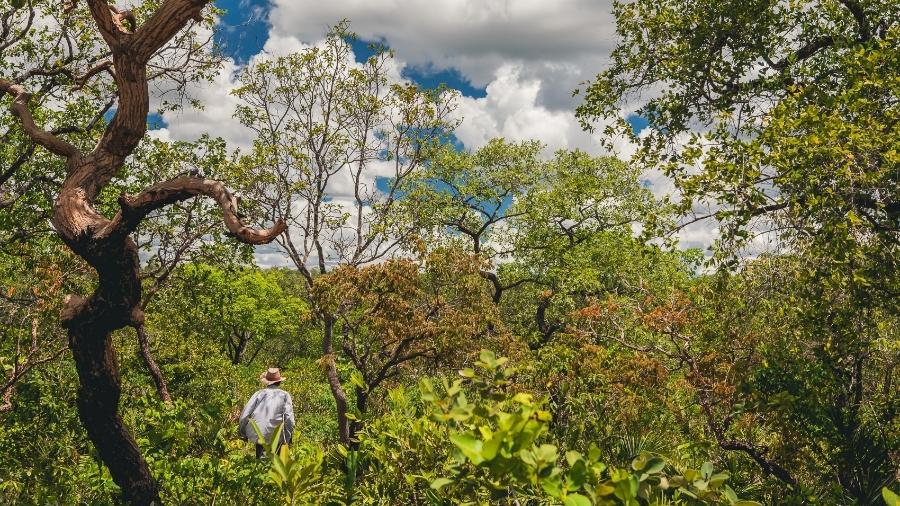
[313,248,503,444]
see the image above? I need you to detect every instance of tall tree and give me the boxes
[233,22,458,445]
[157,264,307,365]
[1,0,222,405]
[400,139,544,303]
[401,140,655,347]
[0,1,283,503]
[577,4,898,500]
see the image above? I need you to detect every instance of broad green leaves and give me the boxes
[884,487,900,506]
[576,2,899,501]
[577,0,899,288]
[152,264,308,365]
[250,420,326,505]
[418,350,753,505]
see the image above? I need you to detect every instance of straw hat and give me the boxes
[260,367,286,386]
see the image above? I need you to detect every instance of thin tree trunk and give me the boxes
[136,324,170,402]
[322,315,350,445]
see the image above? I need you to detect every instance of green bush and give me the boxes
[350,350,758,505]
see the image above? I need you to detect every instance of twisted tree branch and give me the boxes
[103,175,286,243]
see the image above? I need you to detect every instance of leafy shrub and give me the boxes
[351,350,758,505]
[251,420,336,505]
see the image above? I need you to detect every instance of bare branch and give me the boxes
[771,36,834,72]
[73,60,114,90]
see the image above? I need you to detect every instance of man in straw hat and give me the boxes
[239,367,296,458]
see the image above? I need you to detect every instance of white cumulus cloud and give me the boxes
[150,1,725,260]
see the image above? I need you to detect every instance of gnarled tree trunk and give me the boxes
[1,1,285,503]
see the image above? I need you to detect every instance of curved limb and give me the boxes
[0,79,79,158]
[103,174,286,243]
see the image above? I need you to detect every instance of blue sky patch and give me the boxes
[214,0,270,63]
[348,36,486,99]
[375,175,390,194]
[103,109,167,130]
[147,113,167,130]
[626,114,649,135]
[347,36,386,64]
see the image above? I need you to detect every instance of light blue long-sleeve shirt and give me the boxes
[239,385,295,444]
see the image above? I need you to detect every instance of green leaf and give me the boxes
[632,453,648,471]
[700,461,714,480]
[563,494,592,506]
[568,459,589,488]
[248,419,266,450]
[478,349,497,367]
[614,475,639,500]
[511,392,533,405]
[883,488,900,506]
[481,435,503,461]
[430,477,454,490]
[723,484,739,504]
[534,444,558,465]
[596,483,616,496]
[542,475,564,498]
[269,423,284,452]
[565,450,583,467]
[708,471,730,488]
[643,457,666,474]
[349,371,367,390]
[449,433,483,464]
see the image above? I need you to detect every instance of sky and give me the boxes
[149,0,723,264]
[155,0,634,151]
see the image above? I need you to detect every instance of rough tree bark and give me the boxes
[0,1,284,503]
